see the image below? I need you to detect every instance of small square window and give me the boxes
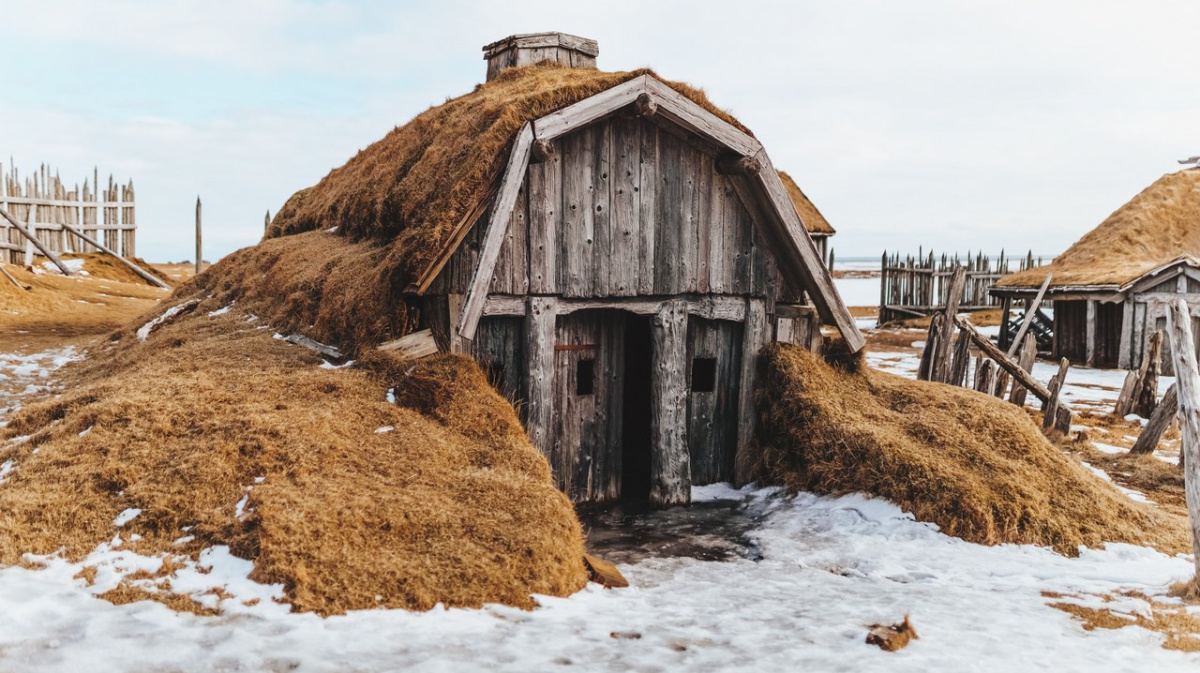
[576,359,595,395]
[691,357,716,393]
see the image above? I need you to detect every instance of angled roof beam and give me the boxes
[747,149,865,352]
[457,122,534,341]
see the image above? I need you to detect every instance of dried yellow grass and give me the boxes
[754,343,1189,554]
[267,62,751,286]
[778,171,835,236]
[0,305,587,615]
[998,170,1200,289]
[0,257,168,337]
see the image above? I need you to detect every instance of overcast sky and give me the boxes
[2,0,1197,263]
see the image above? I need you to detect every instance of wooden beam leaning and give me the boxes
[954,315,1056,404]
[0,204,72,275]
[1163,298,1200,583]
[749,152,865,352]
[650,299,691,507]
[58,219,169,289]
[1006,273,1052,359]
[1131,383,1178,455]
[457,123,536,341]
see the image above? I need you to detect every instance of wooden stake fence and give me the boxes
[0,162,136,265]
[879,248,1044,324]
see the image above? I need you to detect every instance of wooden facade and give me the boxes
[994,260,1200,374]
[412,34,861,508]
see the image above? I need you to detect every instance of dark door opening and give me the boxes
[621,315,653,504]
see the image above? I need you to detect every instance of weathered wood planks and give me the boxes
[650,300,691,506]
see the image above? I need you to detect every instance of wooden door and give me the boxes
[552,310,626,502]
[686,318,744,485]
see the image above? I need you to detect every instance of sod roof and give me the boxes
[996,169,1200,291]
[267,62,834,287]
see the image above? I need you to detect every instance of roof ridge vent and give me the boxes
[482,32,599,82]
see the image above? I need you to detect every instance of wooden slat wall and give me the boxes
[686,317,743,485]
[431,116,788,303]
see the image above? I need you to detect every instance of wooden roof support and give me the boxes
[457,122,535,341]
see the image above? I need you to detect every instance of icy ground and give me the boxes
[2,332,1199,671]
[0,485,1196,672]
[0,346,81,420]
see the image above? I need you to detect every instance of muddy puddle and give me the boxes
[578,493,764,565]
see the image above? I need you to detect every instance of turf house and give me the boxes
[266,32,863,508]
[992,168,1200,373]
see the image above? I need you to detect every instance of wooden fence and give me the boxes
[0,163,136,265]
[879,249,1043,324]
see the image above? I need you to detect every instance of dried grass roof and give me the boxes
[754,343,1188,555]
[997,169,1200,290]
[778,171,835,236]
[267,62,830,287]
[0,305,586,615]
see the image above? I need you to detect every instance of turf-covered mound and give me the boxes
[0,304,587,614]
[186,230,400,353]
[754,343,1188,555]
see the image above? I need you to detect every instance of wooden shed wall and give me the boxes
[428,115,798,304]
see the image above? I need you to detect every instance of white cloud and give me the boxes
[2,0,1198,261]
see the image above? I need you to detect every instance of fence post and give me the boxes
[195,196,203,276]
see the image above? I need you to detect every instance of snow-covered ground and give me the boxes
[2,331,1199,671]
[0,346,81,420]
[0,485,1196,672]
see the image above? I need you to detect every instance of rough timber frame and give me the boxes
[453,74,864,351]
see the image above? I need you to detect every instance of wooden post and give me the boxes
[1042,358,1070,430]
[524,297,557,460]
[933,266,966,383]
[975,360,994,393]
[1131,384,1178,455]
[1114,370,1140,417]
[993,368,1010,398]
[916,312,943,381]
[1163,298,1200,584]
[1009,333,1038,407]
[735,298,768,486]
[949,327,973,387]
[195,196,203,275]
[1006,274,1052,359]
[1086,299,1097,367]
[650,299,690,507]
[1134,330,1163,418]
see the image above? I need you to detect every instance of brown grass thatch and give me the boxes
[0,304,587,615]
[778,171,835,236]
[266,62,752,287]
[754,342,1188,555]
[997,169,1200,289]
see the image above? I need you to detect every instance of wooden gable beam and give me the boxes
[642,77,761,158]
[457,122,535,341]
[533,76,652,141]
